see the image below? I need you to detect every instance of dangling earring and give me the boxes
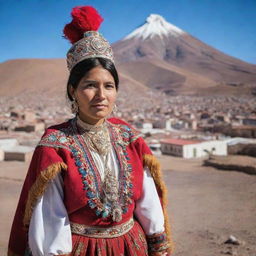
[112,104,118,116]
[71,99,78,114]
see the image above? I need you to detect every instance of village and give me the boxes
[1,93,256,255]
[2,93,256,254]
[0,94,255,163]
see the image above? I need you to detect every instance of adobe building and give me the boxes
[14,122,45,133]
[4,145,34,162]
[0,138,34,162]
[160,138,227,158]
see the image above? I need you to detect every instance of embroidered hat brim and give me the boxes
[66,31,114,71]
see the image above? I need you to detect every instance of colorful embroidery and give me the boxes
[71,120,106,217]
[38,130,71,151]
[37,122,75,151]
[146,231,170,253]
[108,123,140,214]
[70,218,134,238]
[111,123,141,146]
[37,118,141,221]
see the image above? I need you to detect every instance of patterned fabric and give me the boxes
[146,231,170,253]
[71,220,149,256]
[67,31,114,71]
[70,218,134,238]
[38,118,141,221]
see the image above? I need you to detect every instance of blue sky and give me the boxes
[0,0,255,64]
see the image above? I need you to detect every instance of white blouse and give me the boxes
[29,147,165,256]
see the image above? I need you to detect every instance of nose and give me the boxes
[95,85,106,100]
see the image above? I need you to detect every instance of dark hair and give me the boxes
[67,58,119,101]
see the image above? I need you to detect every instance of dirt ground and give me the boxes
[1,155,256,256]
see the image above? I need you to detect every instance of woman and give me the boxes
[8,6,173,256]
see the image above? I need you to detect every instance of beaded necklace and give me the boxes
[76,116,122,221]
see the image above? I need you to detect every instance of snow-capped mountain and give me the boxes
[124,14,185,40]
[112,14,256,96]
[0,14,255,99]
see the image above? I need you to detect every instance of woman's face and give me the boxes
[71,66,117,125]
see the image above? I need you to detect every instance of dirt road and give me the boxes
[1,155,256,255]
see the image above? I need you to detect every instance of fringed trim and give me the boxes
[143,154,175,253]
[23,162,67,226]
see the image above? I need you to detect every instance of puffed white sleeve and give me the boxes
[28,172,72,256]
[134,167,165,235]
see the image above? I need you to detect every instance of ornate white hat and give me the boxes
[63,6,114,71]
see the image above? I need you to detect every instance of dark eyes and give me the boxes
[83,83,115,89]
[105,84,115,89]
[84,83,95,88]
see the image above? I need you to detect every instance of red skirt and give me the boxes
[71,220,148,256]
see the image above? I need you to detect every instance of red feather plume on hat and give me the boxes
[63,6,103,44]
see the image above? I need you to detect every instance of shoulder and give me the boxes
[37,119,74,151]
[107,117,141,145]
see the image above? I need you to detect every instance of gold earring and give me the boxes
[71,99,78,114]
[112,104,118,116]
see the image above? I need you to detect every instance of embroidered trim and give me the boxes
[38,130,71,151]
[71,218,134,238]
[37,143,71,151]
[36,118,142,221]
[70,118,140,220]
[146,231,170,252]
[71,119,106,217]
[110,122,141,146]
[108,123,135,213]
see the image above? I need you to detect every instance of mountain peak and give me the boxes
[124,14,185,40]
[146,14,166,23]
